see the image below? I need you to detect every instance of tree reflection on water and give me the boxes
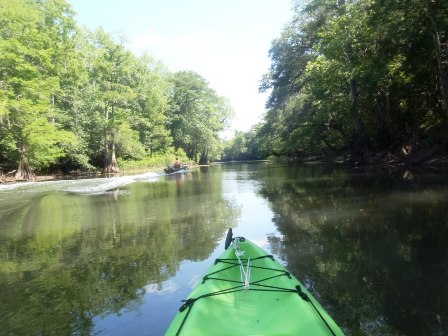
[1,164,446,335]
[258,164,448,336]
[0,170,239,335]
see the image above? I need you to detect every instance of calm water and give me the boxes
[0,163,447,336]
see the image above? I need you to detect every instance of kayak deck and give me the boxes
[166,235,344,335]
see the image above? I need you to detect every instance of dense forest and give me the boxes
[0,0,232,180]
[3,0,448,179]
[224,0,448,164]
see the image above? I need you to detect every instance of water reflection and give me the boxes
[256,164,448,336]
[1,164,447,335]
[0,169,239,335]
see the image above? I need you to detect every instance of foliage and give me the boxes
[167,71,233,164]
[117,150,188,171]
[0,0,231,177]
[222,125,267,161]
[258,0,448,162]
[0,0,79,176]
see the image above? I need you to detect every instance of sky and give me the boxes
[68,0,293,136]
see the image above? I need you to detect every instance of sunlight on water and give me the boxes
[144,280,179,294]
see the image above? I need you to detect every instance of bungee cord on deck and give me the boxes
[174,236,337,336]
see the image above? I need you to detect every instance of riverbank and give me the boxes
[2,147,448,185]
[296,143,448,171]
[0,163,202,184]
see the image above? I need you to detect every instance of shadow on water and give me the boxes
[256,163,448,336]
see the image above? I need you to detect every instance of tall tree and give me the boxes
[259,0,448,162]
[168,71,232,163]
[129,54,173,156]
[0,0,234,175]
[0,0,78,179]
[89,28,137,172]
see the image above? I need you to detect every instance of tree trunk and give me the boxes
[15,149,35,181]
[434,30,448,119]
[350,78,361,133]
[375,89,392,146]
[105,134,119,173]
[384,90,392,141]
[349,77,370,163]
[430,16,448,119]
[199,148,209,165]
[51,94,56,125]
[187,145,195,161]
[104,101,109,170]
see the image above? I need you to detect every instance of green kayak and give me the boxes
[166,229,344,335]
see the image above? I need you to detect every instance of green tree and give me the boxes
[260,0,448,163]
[222,128,266,161]
[50,27,95,172]
[129,54,173,156]
[0,0,78,179]
[0,0,234,175]
[168,71,232,164]
[88,28,138,172]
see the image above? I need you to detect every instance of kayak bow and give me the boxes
[166,229,344,335]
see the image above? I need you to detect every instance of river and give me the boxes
[0,163,447,335]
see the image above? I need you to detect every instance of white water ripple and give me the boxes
[0,171,162,195]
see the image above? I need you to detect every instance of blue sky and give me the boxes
[68,0,293,135]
